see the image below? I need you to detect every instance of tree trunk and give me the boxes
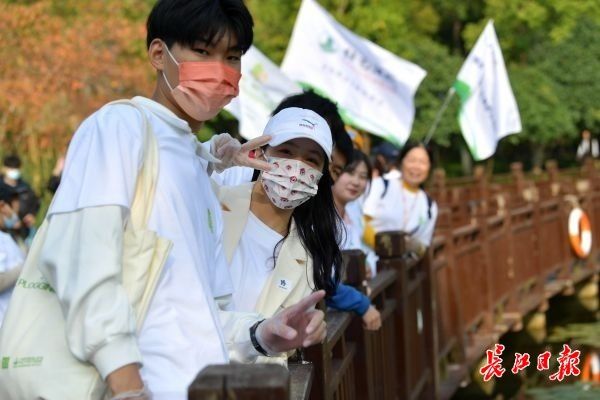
[460,143,473,176]
[532,143,545,169]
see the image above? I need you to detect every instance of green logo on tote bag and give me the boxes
[1,357,9,369]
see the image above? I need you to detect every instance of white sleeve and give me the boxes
[414,200,438,247]
[49,103,143,215]
[0,233,24,272]
[39,206,141,380]
[211,166,254,186]
[362,177,385,218]
[215,294,264,363]
[210,206,234,298]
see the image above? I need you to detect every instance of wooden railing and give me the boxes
[189,160,600,400]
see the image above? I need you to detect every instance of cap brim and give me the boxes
[268,132,332,160]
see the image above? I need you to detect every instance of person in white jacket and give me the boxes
[0,230,23,327]
[15,1,326,399]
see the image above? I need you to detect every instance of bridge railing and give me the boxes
[189,160,600,399]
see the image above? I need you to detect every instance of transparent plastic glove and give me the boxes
[256,290,327,354]
[110,383,152,400]
[207,133,272,173]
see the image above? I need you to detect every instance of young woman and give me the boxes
[363,141,438,259]
[217,107,341,363]
[330,149,381,330]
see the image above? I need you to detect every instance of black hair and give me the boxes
[272,90,353,164]
[343,149,373,185]
[289,158,342,296]
[3,154,21,169]
[397,140,434,188]
[0,185,18,203]
[397,140,433,167]
[146,0,254,53]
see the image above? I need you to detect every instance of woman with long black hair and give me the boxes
[216,107,341,363]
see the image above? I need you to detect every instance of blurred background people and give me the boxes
[47,154,66,194]
[0,195,25,327]
[0,155,40,244]
[576,129,599,163]
[371,141,400,180]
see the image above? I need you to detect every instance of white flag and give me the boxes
[226,46,302,140]
[454,20,521,161]
[280,0,426,146]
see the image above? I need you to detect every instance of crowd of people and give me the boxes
[0,1,594,400]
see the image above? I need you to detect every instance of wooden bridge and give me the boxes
[189,160,600,400]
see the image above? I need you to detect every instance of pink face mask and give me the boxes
[163,43,241,121]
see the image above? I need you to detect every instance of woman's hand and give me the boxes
[257,290,327,353]
[362,305,382,331]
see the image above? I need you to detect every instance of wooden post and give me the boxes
[375,231,408,398]
[188,364,289,400]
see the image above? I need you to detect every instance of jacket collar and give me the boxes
[219,183,311,317]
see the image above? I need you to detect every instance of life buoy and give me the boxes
[568,208,592,258]
[581,352,600,383]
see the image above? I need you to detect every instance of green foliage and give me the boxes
[2,0,599,177]
[547,322,600,348]
[509,64,574,144]
[532,18,600,133]
[242,0,600,170]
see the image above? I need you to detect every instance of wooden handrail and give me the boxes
[189,160,600,400]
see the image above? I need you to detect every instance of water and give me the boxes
[452,280,600,399]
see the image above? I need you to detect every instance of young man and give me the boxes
[9,1,325,399]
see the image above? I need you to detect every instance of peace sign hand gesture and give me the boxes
[256,290,327,354]
[205,133,272,173]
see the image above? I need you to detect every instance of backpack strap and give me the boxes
[106,99,158,231]
[380,178,390,199]
[426,193,433,220]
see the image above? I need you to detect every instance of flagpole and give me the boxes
[424,87,455,144]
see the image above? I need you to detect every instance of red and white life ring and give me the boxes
[568,208,592,258]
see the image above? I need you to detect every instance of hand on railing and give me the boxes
[404,236,427,261]
[256,290,327,354]
[362,305,382,331]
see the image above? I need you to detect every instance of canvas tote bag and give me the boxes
[0,99,173,399]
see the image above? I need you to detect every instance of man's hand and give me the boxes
[209,133,272,173]
[257,290,327,354]
[362,305,382,331]
[106,363,145,398]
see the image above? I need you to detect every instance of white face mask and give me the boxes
[3,213,19,229]
[5,169,21,181]
[261,157,322,209]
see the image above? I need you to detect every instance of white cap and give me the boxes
[264,107,333,160]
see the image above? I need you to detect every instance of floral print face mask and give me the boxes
[261,156,322,209]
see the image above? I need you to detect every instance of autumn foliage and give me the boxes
[0,0,153,189]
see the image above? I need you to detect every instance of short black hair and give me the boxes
[146,0,254,52]
[3,154,21,168]
[272,90,353,164]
